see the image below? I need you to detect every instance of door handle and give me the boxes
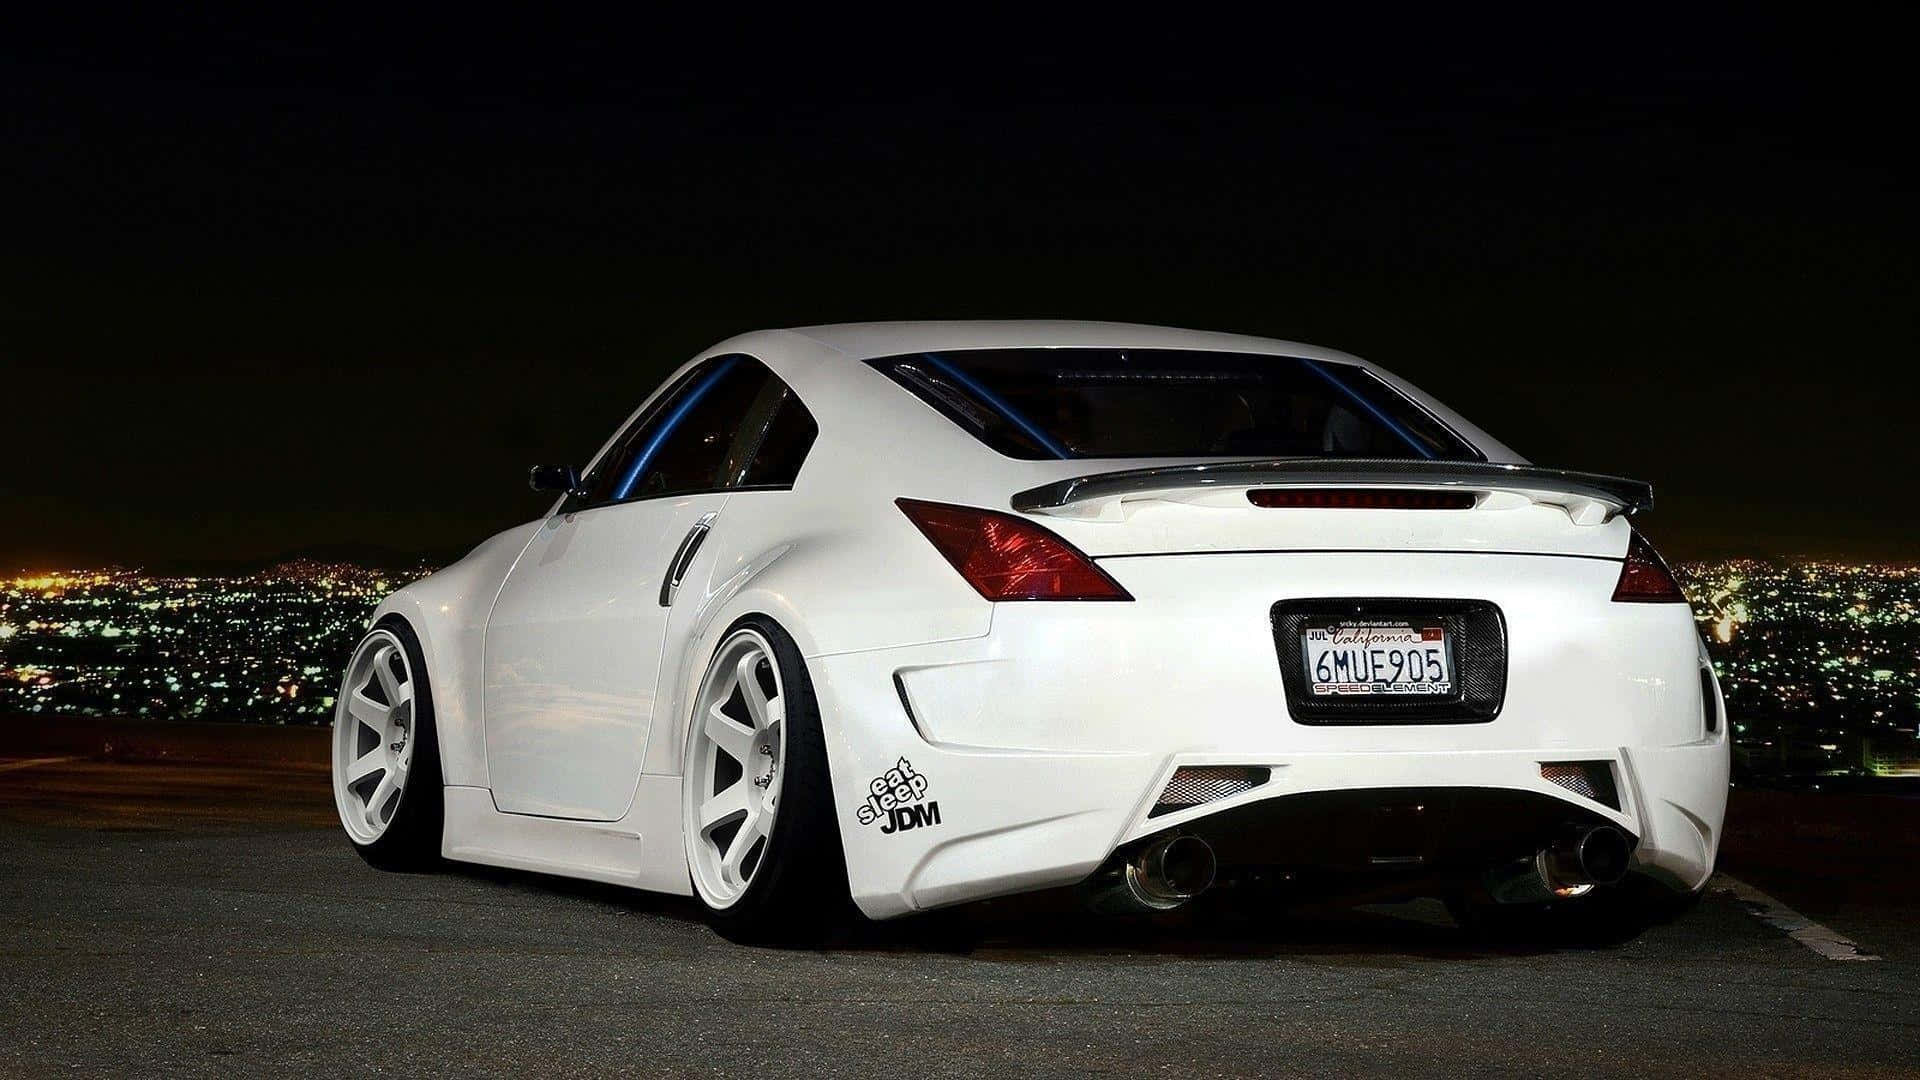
[659,513,718,607]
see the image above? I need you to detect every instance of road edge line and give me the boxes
[1715,873,1880,961]
[0,755,80,775]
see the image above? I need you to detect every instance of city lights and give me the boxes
[0,561,423,726]
[2,557,1916,779]
[1679,559,1920,779]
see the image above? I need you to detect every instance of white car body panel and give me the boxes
[481,492,726,819]
[360,320,1729,918]
[815,551,1723,916]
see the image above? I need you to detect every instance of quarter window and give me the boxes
[735,383,818,488]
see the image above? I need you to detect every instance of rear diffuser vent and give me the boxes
[1539,761,1621,810]
[1150,766,1269,818]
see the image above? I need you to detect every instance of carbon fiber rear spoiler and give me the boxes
[1011,459,1653,523]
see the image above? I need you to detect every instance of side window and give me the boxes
[622,357,765,500]
[582,364,708,505]
[582,355,815,507]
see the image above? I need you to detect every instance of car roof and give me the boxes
[690,320,1524,468]
[773,320,1364,365]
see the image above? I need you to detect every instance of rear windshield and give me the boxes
[867,349,1482,461]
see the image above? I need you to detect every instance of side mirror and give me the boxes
[528,464,581,494]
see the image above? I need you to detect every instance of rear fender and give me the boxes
[643,489,993,776]
[646,525,997,916]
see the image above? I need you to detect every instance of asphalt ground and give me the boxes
[1,739,1917,1077]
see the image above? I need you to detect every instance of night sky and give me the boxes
[5,13,1914,571]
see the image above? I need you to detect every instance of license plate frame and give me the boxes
[1270,599,1507,725]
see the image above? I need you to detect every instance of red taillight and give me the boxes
[896,498,1132,601]
[1612,531,1687,603]
[1248,488,1475,510]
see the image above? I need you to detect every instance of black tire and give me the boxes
[696,615,851,945]
[341,617,444,872]
[1448,875,1699,947]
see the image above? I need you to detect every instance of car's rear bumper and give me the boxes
[809,696,1727,917]
[807,551,1730,919]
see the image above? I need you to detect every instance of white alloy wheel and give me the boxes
[684,628,788,909]
[332,629,418,844]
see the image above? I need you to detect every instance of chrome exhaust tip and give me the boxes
[1484,824,1633,904]
[1087,834,1217,913]
[1549,823,1631,888]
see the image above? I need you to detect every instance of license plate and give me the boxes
[1303,620,1453,697]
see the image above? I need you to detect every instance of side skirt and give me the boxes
[439,778,694,897]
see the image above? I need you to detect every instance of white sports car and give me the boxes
[332,321,1728,941]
